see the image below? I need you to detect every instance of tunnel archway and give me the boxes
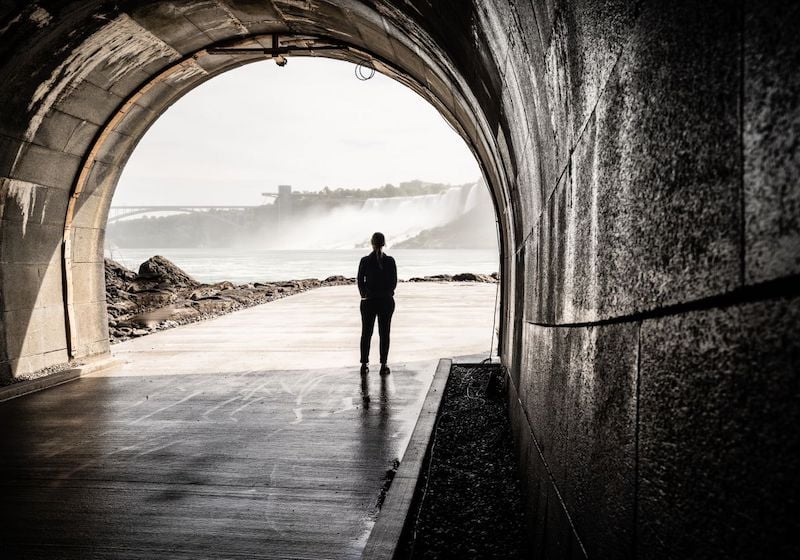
[2,2,797,558]
[0,3,519,377]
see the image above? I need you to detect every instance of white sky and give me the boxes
[114,57,481,206]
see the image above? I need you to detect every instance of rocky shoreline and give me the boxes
[106,256,498,344]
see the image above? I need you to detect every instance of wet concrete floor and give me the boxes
[0,283,496,558]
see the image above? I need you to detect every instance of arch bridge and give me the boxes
[107,205,259,223]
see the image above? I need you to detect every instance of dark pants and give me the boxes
[360,297,395,364]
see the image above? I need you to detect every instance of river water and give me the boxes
[105,247,499,284]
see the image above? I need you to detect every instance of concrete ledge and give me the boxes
[362,357,452,560]
[0,355,120,404]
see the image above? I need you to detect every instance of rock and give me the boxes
[323,275,350,284]
[452,272,495,282]
[189,287,220,300]
[105,258,137,291]
[136,255,199,288]
[190,297,236,315]
[131,289,177,309]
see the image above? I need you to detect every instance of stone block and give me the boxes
[524,440,552,555]
[35,255,65,309]
[477,0,515,72]
[507,0,560,197]
[114,104,158,144]
[94,129,138,165]
[3,304,65,361]
[8,347,69,376]
[352,17,396,65]
[8,143,81,191]
[38,306,68,356]
[559,322,638,558]
[128,3,214,54]
[30,109,85,153]
[743,2,800,282]
[524,167,569,324]
[0,263,44,312]
[57,80,124,128]
[282,0,358,41]
[423,67,456,123]
[133,80,180,114]
[530,2,743,323]
[180,2,249,42]
[3,308,42,358]
[218,0,282,34]
[0,135,24,179]
[72,338,109,360]
[0,179,68,228]
[71,227,104,264]
[72,168,120,229]
[9,353,44,376]
[517,322,569,486]
[598,0,741,308]
[73,301,109,350]
[529,0,557,53]
[77,160,119,201]
[0,219,62,266]
[519,319,638,557]
[509,248,526,386]
[71,261,105,306]
[62,119,100,158]
[638,296,800,559]
[495,119,518,188]
[386,34,427,89]
[542,481,586,560]
[513,144,545,245]
[108,67,152,99]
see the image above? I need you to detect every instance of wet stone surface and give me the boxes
[404,363,529,559]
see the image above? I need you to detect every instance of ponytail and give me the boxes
[371,232,386,269]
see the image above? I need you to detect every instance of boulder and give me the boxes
[453,272,494,282]
[137,255,199,288]
[105,258,137,291]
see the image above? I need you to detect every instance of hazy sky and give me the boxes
[115,57,481,206]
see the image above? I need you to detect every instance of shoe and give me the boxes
[360,364,369,375]
[379,364,390,376]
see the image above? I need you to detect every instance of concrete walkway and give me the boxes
[0,283,496,559]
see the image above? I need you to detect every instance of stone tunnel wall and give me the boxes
[475,1,799,558]
[0,1,797,558]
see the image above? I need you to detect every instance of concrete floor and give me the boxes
[0,283,497,559]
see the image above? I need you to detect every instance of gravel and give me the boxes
[403,363,529,559]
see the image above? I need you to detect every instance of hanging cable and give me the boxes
[354,61,375,80]
[487,208,502,363]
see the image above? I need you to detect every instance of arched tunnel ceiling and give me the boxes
[1,2,799,558]
[0,0,522,367]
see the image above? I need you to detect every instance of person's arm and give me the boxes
[389,257,397,293]
[357,258,367,298]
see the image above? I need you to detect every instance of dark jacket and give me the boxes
[358,252,397,299]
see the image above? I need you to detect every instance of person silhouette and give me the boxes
[357,232,397,375]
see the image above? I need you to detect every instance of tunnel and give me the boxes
[0,1,797,557]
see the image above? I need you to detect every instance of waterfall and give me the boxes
[269,181,486,250]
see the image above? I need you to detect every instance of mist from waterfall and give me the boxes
[251,181,494,250]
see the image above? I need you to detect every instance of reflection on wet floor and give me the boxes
[0,362,436,559]
[0,284,495,557]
